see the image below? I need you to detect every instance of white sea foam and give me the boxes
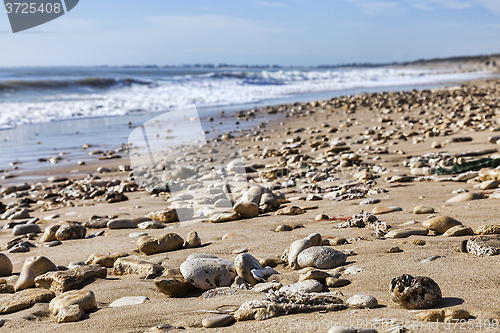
[0,67,493,128]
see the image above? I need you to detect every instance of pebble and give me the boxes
[129,232,148,238]
[346,294,378,308]
[155,277,194,298]
[390,274,442,309]
[137,233,184,255]
[40,225,59,242]
[0,254,12,277]
[413,206,434,214]
[286,233,322,269]
[325,277,350,287]
[251,282,283,293]
[12,224,41,236]
[480,179,499,190]
[186,253,219,260]
[34,265,107,293]
[315,213,329,220]
[446,192,485,203]
[108,217,151,229]
[372,206,402,215]
[422,215,462,234]
[15,256,58,291]
[113,256,163,278]
[49,289,96,323]
[235,253,262,286]
[185,231,201,248]
[360,198,380,205]
[466,235,500,256]
[86,253,129,268]
[233,202,259,219]
[180,258,236,290]
[44,240,62,247]
[7,243,29,253]
[344,265,366,274]
[275,206,305,215]
[109,296,149,307]
[298,269,334,282]
[137,221,165,229]
[385,228,429,238]
[0,288,55,315]
[201,315,235,328]
[442,225,474,237]
[279,279,323,293]
[275,224,293,232]
[214,198,232,208]
[209,212,240,223]
[55,222,86,241]
[296,246,347,269]
[421,255,443,263]
[388,246,403,253]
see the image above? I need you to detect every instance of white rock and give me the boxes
[180,258,236,290]
[109,296,149,307]
[346,294,378,308]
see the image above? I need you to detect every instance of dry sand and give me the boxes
[1,78,500,333]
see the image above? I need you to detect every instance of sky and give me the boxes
[1,0,500,66]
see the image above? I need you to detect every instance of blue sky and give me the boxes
[1,0,500,66]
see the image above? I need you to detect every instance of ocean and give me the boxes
[0,65,496,177]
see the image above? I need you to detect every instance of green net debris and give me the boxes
[435,158,500,175]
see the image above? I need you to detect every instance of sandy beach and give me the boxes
[2,76,500,333]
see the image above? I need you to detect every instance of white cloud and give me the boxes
[407,0,500,12]
[477,0,500,13]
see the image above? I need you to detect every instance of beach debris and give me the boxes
[390,274,442,309]
[234,290,345,321]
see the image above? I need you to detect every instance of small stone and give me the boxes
[344,265,366,274]
[298,270,333,282]
[233,202,259,219]
[113,256,163,278]
[329,238,348,246]
[413,206,434,214]
[275,224,292,232]
[40,225,59,242]
[297,246,347,269]
[346,295,378,308]
[325,277,350,287]
[0,288,55,314]
[7,243,29,253]
[108,217,151,229]
[49,289,96,322]
[85,253,129,268]
[385,228,429,238]
[0,254,12,277]
[476,225,500,235]
[185,231,201,248]
[109,296,149,307]
[442,225,474,237]
[214,198,233,208]
[137,221,165,229]
[423,216,462,234]
[275,206,305,215]
[180,258,236,290]
[447,192,485,203]
[251,282,283,293]
[55,222,86,241]
[388,246,403,253]
[480,180,499,190]
[372,206,402,215]
[202,315,235,328]
[467,235,500,256]
[155,277,194,298]
[306,194,322,201]
[390,274,442,309]
[279,279,323,293]
[231,276,249,290]
[55,304,83,323]
[209,212,240,223]
[44,240,62,247]
[35,265,107,293]
[15,256,58,291]
[12,224,41,236]
[315,214,329,220]
[287,233,322,269]
[360,198,380,205]
[232,248,248,254]
[137,233,184,255]
[409,239,426,246]
[186,253,219,260]
[259,257,283,268]
[235,253,262,286]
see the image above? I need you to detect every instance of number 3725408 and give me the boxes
[5,2,62,14]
